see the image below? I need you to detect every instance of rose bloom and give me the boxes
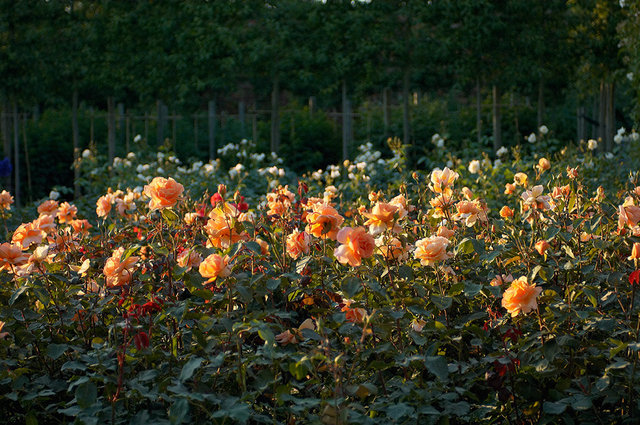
[629,242,640,261]
[334,227,375,267]
[57,202,78,224]
[199,253,232,284]
[103,247,139,287]
[266,185,296,216]
[536,158,550,173]
[286,230,311,259]
[429,167,459,195]
[275,330,297,345]
[521,185,552,211]
[513,172,528,187]
[501,276,542,317]
[429,193,455,218]
[0,190,13,210]
[177,249,203,271]
[184,212,198,225]
[389,193,414,214]
[256,237,270,255]
[453,200,487,227]
[535,240,550,255]
[436,225,455,239]
[37,200,59,216]
[205,203,248,249]
[461,187,474,200]
[0,243,29,271]
[12,222,43,250]
[70,219,93,235]
[551,185,571,199]
[143,177,184,210]
[375,236,409,261]
[504,183,517,195]
[361,202,403,235]
[566,166,579,179]
[96,195,112,218]
[305,203,344,240]
[413,236,452,266]
[618,197,640,229]
[411,319,426,332]
[341,300,367,323]
[500,206,514,218]
[490,273,514,287]
[32,214,56,235]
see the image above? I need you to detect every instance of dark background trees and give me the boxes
[0,0,637,202]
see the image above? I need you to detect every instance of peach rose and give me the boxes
[57,202,78,224]
[199,254,232,283]
[334,227,375,267]
[286,230,311,259]
[96,195,112,218]
[37,200,59,216]
[629,242,640,261]
[513,172,528,187]
[0,190,13,210]
[144,177,184,210]
[536,158,550,172]
[501,276,542,317]
[361,202,403,235]
[411,319,426,332]
[413,236,452,266]
[0,243,29,271]
[429,167,459,195]
[535,240,550,255]
[618,197,640,229]
[490,273,514,287]
[70,219,93,235]
[305,203,344,240]
[429,194,455,218]
[103,247,139,287]
[500,206,514,218]
[436,225,455,239]
[376,236,409,261]
[33,214,56,234]
[453,200,487,227]
[521,185,551,211]
[177,249,203,271]
[205,204,248,249]
[11,223,43,249]
[504,183,517,195]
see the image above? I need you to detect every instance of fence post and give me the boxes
[270,77,280,153]
[107,96,116,165]
[12,103,20,207]
[171,110,177,151]
[117,102,125,148]
[194,115,198,152]
[239,100,246,140]
[309,96,316,116]
[208,100,216,160]
[252,113,257,145]
[383,87,390,138]
[125,111,130,153]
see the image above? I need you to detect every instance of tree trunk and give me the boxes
[476,78,482,145]
[208,99,216,160]
[270,77,280,153]
[598,81,606,144]
[107,96,116,165]
[12,102,19,207]
[577,105,585,143]
[238,100,246,140]
[157,100,167,147]
[72,90,80,198]
[22,114,32,202]
[402,69,410,145]
[492,85,502,152]
[605,82,615,151]
[537,79,545,129]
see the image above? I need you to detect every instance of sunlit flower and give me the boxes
[536,158,550,173]
[199,254,232,284]
[539,125,549,135]
[177,249,203,271]
[57,202,78,224]
[490,273,514,287]
[37,200,59,217]
[96,195,112,218]
[436,225,455,239]
[286,230,311,259]
[341,299,367,323]
[305,203,344,240]
[429,167,459,195]
[629,242,640,261]
[361,202,403,235]
[587,139,598,151]
[504,183,517,195]
[502,276,542,317]
[521,185,551,211]
[527,133,536,143]
[468,160,480,174]
[618,197,640,229]
[413,236,451,266]
[334,227,375,267]
[11,222,43,250]
[0,190,13,210]
[535,240,550,255]
[103,247,139,287]
[205,203,248,249]
[143,177,184,210]
[375,236,409,261]
[0,242,29,271]
[500,206,514,218]
[411,319,426,332]
[453,200,488,227]
[513,173,528,187]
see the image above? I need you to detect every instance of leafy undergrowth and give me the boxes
[1,135,640,424]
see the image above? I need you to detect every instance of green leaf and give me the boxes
[258,327,275,346]
[244,241,262,255]
[341,276,361,298]
[425,356,449,381]
[456,238,474,255]
[75,381,97,408]
[169,398,189,425]
[162,208,180,225]
[431,295,452,310]
[463,282,482,297]
[47,343,68,360]
[387,403,414,419]
[543,401,566,414]
[9,285,28,305]
[179,357,203,382]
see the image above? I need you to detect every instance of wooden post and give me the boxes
[72,90,80,198]
[270,77,280,153]
[171,110,176,151]
[12,102,19,207]
[309,96,316,116]
[144,111,149,143]
[252,113,257,144]
[492,85,502,152]
[342,80,351,161]
[402,69,410,145]
[239,100,246,139]
[194,115,198,152]
[605,82,615,151]
[537,79,545,129]
[476,78,482,145]
[89,107,94,143]
[383,87,390,138]
[125,112,131,153]
[117,102,125,147]
[208,99,216,160]
[107,97,116,164]
[22,114,32,202]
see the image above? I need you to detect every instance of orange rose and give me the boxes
[70,219,93,235]
[144,177,184,210]
[57,202,78,224]
[429,167,459,195]
[413,236,452,266]
[536,158,550,172]
[504,183,517,195]
[453,200,487,227]
[199,254,232,283]
[535,240,550,255]
[0,243,29,271]
[0,190,13,210]
[430,194,455,218]
[37,200,59,216]
[103,247,139,287]
[286,230,311,259]
[205,203,248,249]
[629,242,640,261]
[618,197,640,229]
[436,225,455,239]
[361,202,403,235]
[513,172,528,187]
[305,203,344,240]
[177,249,203,271]
[96,195,112,218]
[490,273,514,287]
[11,223,43,249]
[501,276,542,317]
[33,214,56,234]
[500,206,514,218]
[376,236,409,261]
[334,227,375,267]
